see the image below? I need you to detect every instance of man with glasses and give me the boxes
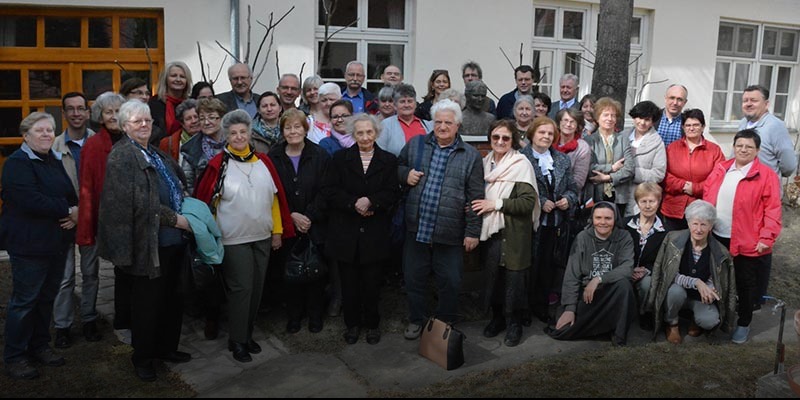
[655,84,688,147]
[276,73,302,112]
[217,63,260,119]
[52,92,102,348]
[341,61,378,114]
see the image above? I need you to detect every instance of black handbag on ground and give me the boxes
[284,235,328,284]
[418,317,465,370]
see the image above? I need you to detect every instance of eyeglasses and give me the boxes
[128,118,153,126]
[64,107,87,114]
[130,90,151,97]
[331,114,351,121]
[491,134,512,143]
[199,115,220,122]
[279,85,300,91]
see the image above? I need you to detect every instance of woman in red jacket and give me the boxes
[703,129,782,345]
[662,109,725,231]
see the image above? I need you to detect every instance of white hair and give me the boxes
[431,98,463,124]
[319,82,343,98]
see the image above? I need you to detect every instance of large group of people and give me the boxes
[1,57,795,382]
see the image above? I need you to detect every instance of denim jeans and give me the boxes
[403,233,463,325]
[3,249,68,362]
[53,243,100,329]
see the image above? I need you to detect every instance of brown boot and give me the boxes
[666,324,682,344]
[687,321,703,337]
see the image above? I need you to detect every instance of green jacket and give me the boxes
[495,182,538,271]
[644,230,737,339]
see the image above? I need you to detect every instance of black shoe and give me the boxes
[54,328,71,349]
[83,321,102,342]
[30,347,65,367]
[246,339,262,354]
[133,362,156,382]
[483,318,507,338]
[366,329,381,345]
[520,310,533,327]
[5,359,38,380]
[228,341,252,363]
[286,320,301,334]
[158,351,191,363]
[504,323,522,347]
[752,303,762,312]
[343,327,360,345]
[308,319,323,334]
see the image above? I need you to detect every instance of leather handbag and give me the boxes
[284,235,328,284]
[418,317,465,370]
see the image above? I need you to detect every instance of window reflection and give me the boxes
[29,70,62,99]
[45,17,80,47]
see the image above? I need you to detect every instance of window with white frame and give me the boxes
[712,21,798,125]
[532,5,648,112]
[315,0,409,95]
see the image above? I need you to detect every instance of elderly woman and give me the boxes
[703,129,782,344]
[624,100,666,215]
[377,85,396,121]
[548,202,636,346]
[662,109,725,231]
[533,92,552,119]
[268,109,330,334]
[415,69,450,120]
[472,119,538,347]
[97,100,193,381]
[522,117,577,324]
[0,112,78,379]
[181,97,228,195]
[624,183,668,330]
[586,97,635,219]
[195,110,295,362]
[307,82,341,144]
[159,99,200,161]
[319,100,355,155]
[148,61,193,144]
[513,95,535,142]
[555,108,591,193]
[76,92,129,343]
[299,75,323,115]
[251,91,283,153]
[377,83,433,156]
[323,114,399,345]
[646,200,736,344]
[579,94,598,136]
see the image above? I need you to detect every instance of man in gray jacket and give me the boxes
[738,84,797,179]
[397,99,484,339]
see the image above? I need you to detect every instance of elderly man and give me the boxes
[276,73,301,112]
[547,74,580,119]
[462,61,496,114]
[655,84,688,147]
[216,63,260,119]
[341,61,377,114]
[495,65,538,120]
[380,64,403,86]
[377,83,433,156]
[52,92,100,349]
[398,99,484,339]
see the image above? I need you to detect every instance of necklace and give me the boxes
[232,161,254,187]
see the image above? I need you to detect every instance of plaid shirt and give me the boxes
[657,113,683,147]
[416,138,458,244]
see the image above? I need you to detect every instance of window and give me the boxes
[316,0,409,94]
[712,21,799,124]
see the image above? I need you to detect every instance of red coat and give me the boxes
[194,151,296,240]
[703,157,782,257]
[76,128,115,246]
[158,130,182,161]
[661,138,725,219]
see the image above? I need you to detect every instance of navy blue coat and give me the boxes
[0,144,78,256]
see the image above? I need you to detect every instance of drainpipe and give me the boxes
[230,0,240,62]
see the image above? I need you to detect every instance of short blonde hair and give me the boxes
[20,112,55,136]
[633,182,663,202]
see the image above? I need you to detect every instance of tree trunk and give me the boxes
[591,0,633,111]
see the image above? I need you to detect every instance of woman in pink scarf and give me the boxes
[471,119,539,347]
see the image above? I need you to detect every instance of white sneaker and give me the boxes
[404,323,422,340]
[731,325,750,344]
[114,329,132,345]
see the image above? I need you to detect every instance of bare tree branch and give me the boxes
[298,62,306,83]
[578,42,597,59]
[499,47,515,71]
[567,54,595,67]
[244,5,252,64]
[215,40,242,64]
[213,55,229,85]
[275,49,281,81]
[252,33,274,88]
[636,78,668,102]
[143,40,154,87]
[197,42,209,83]
[519,42,524,66]
[114,61,129,74]
[628,53,643,66]
[329,19,358,38]
[486,86,501,102]
[252,6,295,79]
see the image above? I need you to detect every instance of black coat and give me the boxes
[322,144,400,264]
[268,139,330,244]
[624,214,668,271]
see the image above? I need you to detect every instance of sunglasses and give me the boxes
[491,134,512,142]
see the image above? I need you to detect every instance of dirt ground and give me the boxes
[0,205,799,397]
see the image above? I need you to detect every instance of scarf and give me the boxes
[132,139,183,212]
[201,134,225,161]
[209,145,257,215]
[530,147,554,178]
[556,133,580,154]
[331,129,355,149]
[165,95,183,136]
[480,149,540,240]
